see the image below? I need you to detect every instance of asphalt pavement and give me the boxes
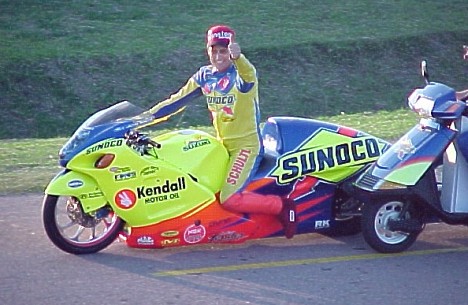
[1,193,468,305]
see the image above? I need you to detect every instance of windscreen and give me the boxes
[82,101,145,128]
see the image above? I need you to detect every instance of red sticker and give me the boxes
[184,224,206,244]
[115,189,137,209]
[218,76,230,91]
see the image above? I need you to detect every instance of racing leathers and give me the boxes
[148,54,284,215]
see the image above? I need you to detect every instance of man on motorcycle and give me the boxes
[146,24,297,238]
[456,45,468,101]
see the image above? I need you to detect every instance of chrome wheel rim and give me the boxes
[374,201,409,244]
[54,196,119,247]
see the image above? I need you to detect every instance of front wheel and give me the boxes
[42,195,124,254]
[361,199,423,253]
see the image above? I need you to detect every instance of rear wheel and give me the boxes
[42,195,124,254]
[361,199,423,253]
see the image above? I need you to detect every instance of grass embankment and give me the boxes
[1,1,467,194]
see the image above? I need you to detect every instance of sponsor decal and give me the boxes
[217,76,230,91]
[315,220,330,229]
[109,166,131,173]
[210,231,245,243]
[137,236,154,245]
[184,224,206,244]
[271,130,387,184]
[137,178,186,197]
[140,166,159,176]
[79,191,103,200]
[114,171,136,182]
[115,189,137,209]
[68,179,83,188]
[137,177,186,204]
[208,30,232,40]
[161,238,180,247]
[206,95,235,105]
[227,149,252,185]
[183,139,211,151]
[143,193,180,204]
[161,230,179,238]
[394,136,416,160]
[208,218,235,228]
[86,139,123,154]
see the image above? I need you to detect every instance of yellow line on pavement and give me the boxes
[153,246,468,277]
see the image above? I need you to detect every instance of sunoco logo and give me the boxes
[86,139,123,154]
[207,95,235,105]
[271,130,388,184]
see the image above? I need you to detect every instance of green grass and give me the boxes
[1,0,467,139]
[0,138,62,194]
[1,0,466,61]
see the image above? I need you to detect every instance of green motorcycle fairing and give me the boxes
[45,170,106,210]
[45,130,230,227]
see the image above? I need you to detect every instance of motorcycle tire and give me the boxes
[42,195,124,254]
[361,199,421,253]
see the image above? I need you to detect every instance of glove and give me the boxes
[229,42,241,60]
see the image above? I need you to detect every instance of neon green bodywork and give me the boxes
[46,170,106,210]
[45,130,229,227]
[384,161,432,186]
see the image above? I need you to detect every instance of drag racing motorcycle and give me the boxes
[354,61,468,253]
[42,101,389,254]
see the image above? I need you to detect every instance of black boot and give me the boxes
[279,197,297,239]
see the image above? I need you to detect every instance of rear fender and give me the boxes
[45,170,107,213]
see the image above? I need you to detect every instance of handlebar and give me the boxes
[125,130,161,155]
[145,137,162,149]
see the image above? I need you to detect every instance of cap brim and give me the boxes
[207,39,230,48]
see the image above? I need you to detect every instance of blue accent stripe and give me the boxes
[153,88,202,119]
[238,79,254,93]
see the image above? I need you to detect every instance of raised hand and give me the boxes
[228,38,241,60]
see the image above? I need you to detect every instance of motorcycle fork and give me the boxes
[397,199,411,220]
